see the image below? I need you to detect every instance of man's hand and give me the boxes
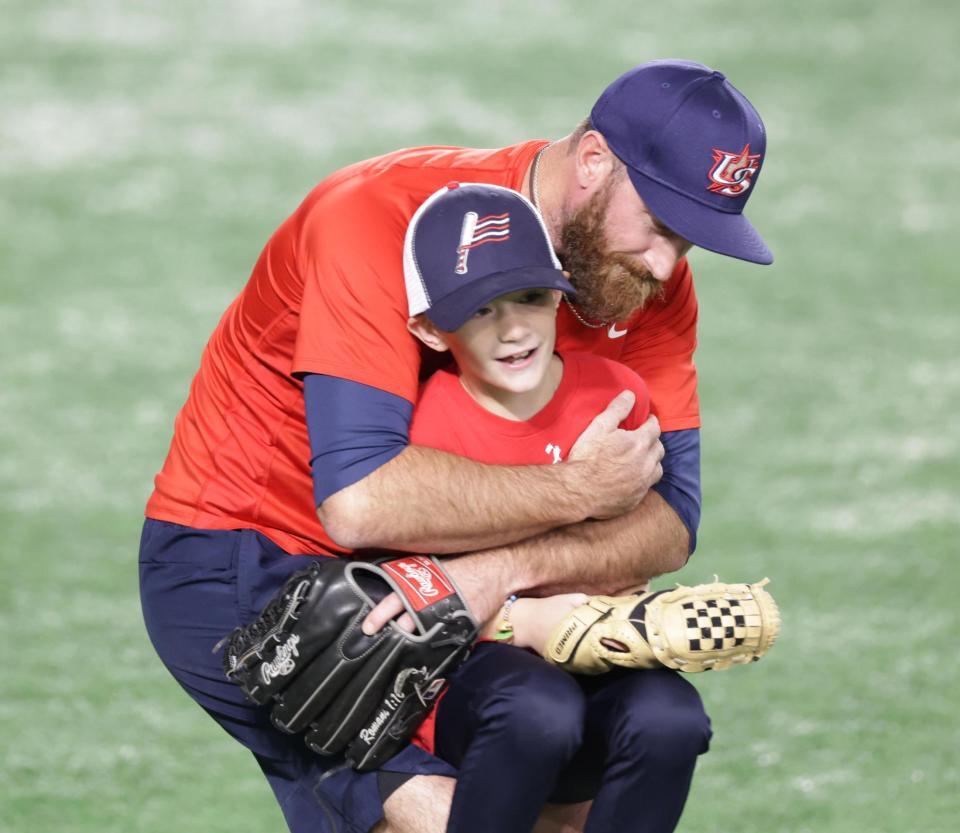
[219,556,478,770]
[566,392,664,519]
[363,554,510,636]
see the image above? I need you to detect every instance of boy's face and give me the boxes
[413,289,562,398]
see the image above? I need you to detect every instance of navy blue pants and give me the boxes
[139,520,457,833]
[435,643,711,833]
[140,519,711,833]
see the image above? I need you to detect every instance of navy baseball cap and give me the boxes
[591,59,773,265]
[403,182,575,331]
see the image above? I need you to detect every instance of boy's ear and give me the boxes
[407,315,450,352]
[550,289,563,309]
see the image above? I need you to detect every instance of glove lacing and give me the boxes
[214,572,313,675]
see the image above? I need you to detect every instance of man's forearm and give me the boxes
[516,490,689,595]
[444,491,689,622]
[319,398,662,553]
[319,445,587,553]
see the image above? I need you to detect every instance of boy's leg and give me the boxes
[434,643,588,833]
[551,669,712,833]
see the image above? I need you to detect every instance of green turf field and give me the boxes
[3,1,958,831]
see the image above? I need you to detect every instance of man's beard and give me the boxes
[559,179,664,322]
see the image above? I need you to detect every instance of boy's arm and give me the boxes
[480,592,590,652]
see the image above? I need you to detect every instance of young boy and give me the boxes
[404,183,652,649]
[400,182,711,833]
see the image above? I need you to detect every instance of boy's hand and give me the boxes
[543,580,782,675]
[567,392,664,519]
[508,594,590,656]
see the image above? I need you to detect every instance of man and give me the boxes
[140,59,772,833]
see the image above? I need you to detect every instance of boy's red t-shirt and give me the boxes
[406,351,651,753]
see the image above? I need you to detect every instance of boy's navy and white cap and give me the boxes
[404,182,575,332]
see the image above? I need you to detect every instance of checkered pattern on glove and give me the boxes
[544,578,781,675]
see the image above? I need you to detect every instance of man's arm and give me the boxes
[505,490,688,597]
[360,426,698,631]
[365,489,688,630]
[310,376,664,552]
[321,444,584,552]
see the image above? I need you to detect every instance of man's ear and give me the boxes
[407,315,451,352]
[549,289,563,309]
[573,130,617,191]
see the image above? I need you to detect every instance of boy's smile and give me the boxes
[409,288,565,421]
[495,346,538,369]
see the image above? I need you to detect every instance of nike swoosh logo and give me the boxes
[608,324,628,339]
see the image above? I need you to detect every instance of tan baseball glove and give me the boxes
[544,578,780,675]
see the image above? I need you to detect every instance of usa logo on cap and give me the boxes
[707,143,762,197]
[455,211,511,274]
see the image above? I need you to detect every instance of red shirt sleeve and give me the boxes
[292,176,422,404]
[618,258,699,431]
[611,362,652,431]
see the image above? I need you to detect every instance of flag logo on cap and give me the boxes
[707,144,762,197]
[455,211,510,274]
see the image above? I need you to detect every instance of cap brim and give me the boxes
[426,266,575,332]
[627,168,773,265]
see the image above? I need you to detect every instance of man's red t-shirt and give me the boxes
[146,142,699,554]
[406,351,651,753]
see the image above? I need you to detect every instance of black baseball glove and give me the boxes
[219,555,478,771]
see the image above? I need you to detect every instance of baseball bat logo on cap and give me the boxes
[707,143,762,197]
[455,210,511,274]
